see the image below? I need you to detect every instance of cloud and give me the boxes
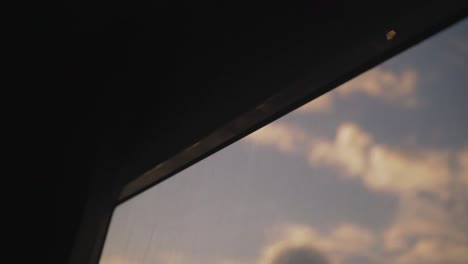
[396,239,468,264]
[247,121,455,198]
[326,224,375,255]
[308,123,451,197]
[246,120,467,263]
[338,68,418,107]
[308,123,371,176]
[259,224,376,264]
[457,149,468,189]
[304,123,468,263]
[266,246,329,264]
[298,68,418,113]
[382,193,465,252]
[245,123,307,154]
[365,147,450,196]
[259,225,326,264]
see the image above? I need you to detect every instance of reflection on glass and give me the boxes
[100,19,468,264]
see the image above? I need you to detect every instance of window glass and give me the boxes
[100,19,468,264]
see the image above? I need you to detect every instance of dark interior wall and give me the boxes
[60,1,466,264]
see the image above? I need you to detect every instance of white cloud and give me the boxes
[297,68,419,113]
[308,123,371,176]
[245,123,307,154]
[338,68,418,107]
[308,123,451,197]
[365,146,450,197]
[247,121,455,199]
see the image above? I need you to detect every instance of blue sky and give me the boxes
[100,18,468,264]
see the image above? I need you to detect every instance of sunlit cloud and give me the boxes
[298,68,419,113]
[308,123,371,176]
[326,224,375,255]
[245,120,467,263]
[457,149,468,189]
[258,226,332,264]
[302,123,468,263]
[259,223,376,264]
[118,194,467,264]
[338,68,418,107]
[245,123,307,154]
[365,147,450,196]
[267,247,329,264]
[396,239,468,264]
[308,123,451,197]
[382,193,466,252]
[247,120,455,198]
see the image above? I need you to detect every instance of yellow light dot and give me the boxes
[386,30,397,40]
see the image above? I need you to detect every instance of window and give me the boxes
[99,19,468,264]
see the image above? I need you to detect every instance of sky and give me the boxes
[99,18,468,264]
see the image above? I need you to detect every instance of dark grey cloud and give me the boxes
[270,246,329,264]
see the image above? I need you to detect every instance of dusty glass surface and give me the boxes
[100,19,468,264]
